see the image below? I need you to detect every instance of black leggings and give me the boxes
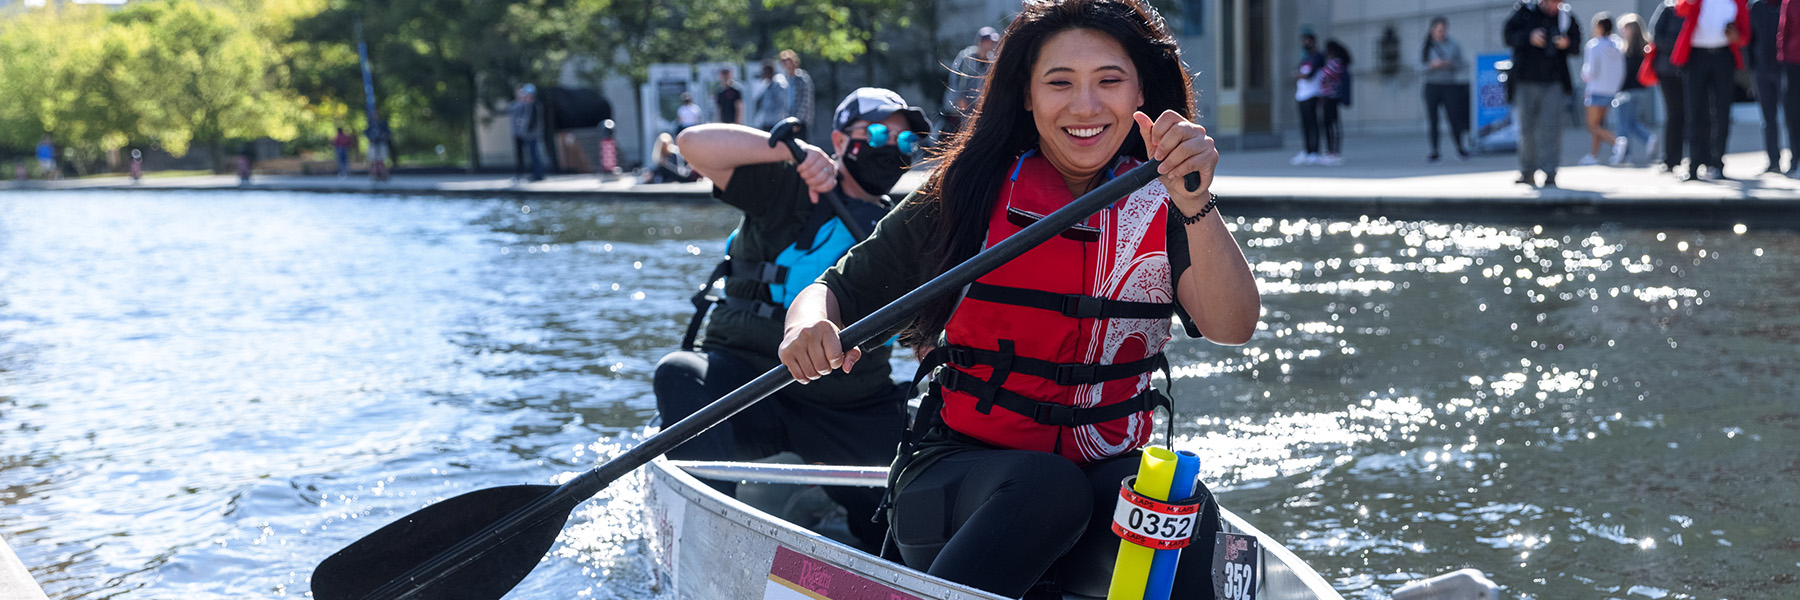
[890,448,1220,599]
[653,350,908,549]
[1424,83,1470,155]
[1321,97,1343,155]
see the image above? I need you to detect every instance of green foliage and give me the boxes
[765,0,912,64]
[0,8,123,161]
[0,0,948,169]
[570,0,750,84]
[0,0,318,167]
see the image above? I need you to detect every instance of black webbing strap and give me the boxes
[720,296,784,320]
[918,344,1169,387]
[680,261,732,351]
[793,201,835,251]
[680,262,789,350]
[724,258,787,284]
[938,368,1170,427]
[963,283,1175,320]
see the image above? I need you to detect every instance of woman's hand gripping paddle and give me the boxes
[308,159,1170,600]
[768,117,869,241]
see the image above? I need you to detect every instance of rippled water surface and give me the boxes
[1,191,1795,599]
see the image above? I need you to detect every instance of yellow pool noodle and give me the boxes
[1105,446,1179,600]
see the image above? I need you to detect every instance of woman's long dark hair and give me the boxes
[1325,39,1351,66]
[903,0,1194,348]
[1619,14,1648,59]
[1421,16,1448,64]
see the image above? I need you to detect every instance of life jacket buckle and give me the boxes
[753,302,779,319]
[1055,364,1097,386]
[946,347,976,368]
[1033,402,1077,426]
[754,263,787,282]
[1060,294,1103,318]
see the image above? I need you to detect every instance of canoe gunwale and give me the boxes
[646,457,1344,600]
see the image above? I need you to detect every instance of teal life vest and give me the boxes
[681,198,887,351]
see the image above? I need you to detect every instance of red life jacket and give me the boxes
[930,152,1176,465]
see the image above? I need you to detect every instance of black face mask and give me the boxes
[843,140,910,196]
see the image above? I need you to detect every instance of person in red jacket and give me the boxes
[1671,0,1752,181]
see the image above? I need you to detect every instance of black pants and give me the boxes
[1424,83,1470,155]
[1298,98,1321,154]
[653,350,908,549]
[1684,48,1736,173]
[1785,64,1800,170]
[1321,97,1343,155]
[1658,71,1688,169]
[891,448,1220,599]
[1755,71,1784,169]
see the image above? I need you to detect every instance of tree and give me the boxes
[0,1,316,171]
[0,7,129,167]
[108,0,309,165]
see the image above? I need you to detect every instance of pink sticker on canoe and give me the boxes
[764,546,924,600]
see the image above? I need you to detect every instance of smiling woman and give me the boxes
[773,0,1258,597]
[1026,28,1146,192]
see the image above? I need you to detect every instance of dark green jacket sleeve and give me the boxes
[817,191,936,346]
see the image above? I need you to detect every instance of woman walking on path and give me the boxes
[1580,13,1626,165]
[778,1,1258,597]
[1421,17,1471,163]
[1614,15,1658,165]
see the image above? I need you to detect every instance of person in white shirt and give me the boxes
[1291,32,1326,165]
[1580,14,1627,164]
[677,93,702,133]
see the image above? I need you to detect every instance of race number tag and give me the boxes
[1109,477,1203,550]
[1213,532,1260,600]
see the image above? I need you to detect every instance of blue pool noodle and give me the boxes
[1143,450,1201,600]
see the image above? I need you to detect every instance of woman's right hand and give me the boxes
[779,317,861,384]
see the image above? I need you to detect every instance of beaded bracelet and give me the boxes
[1169,193,1219,226]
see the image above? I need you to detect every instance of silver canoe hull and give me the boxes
[643,457,1342,600]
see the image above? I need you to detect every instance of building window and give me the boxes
[1184,0,1204,36]
[1245,0,1266,90]
[1221,0,1236,88]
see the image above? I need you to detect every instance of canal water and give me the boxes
[0,191,1794,600]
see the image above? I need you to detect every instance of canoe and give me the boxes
[643,456,1343,600]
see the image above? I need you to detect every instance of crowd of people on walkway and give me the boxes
[1495,0,1800,187]
[1282,0,1800,188]
[630,49,821,183]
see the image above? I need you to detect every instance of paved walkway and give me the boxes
[8,123,1799,226]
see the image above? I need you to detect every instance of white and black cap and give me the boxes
[832,87,933,134]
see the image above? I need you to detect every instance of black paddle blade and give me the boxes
[311,484,571,600]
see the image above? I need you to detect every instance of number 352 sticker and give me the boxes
[1213,532,1260,600]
